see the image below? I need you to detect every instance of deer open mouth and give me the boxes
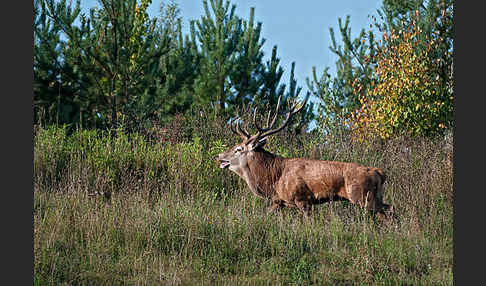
[219,160,230,169]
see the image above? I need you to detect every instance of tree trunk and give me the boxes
[111,77,117,129]
[218,76,225,114]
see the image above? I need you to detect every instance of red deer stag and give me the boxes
[217,96,393,219]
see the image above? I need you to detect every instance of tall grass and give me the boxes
[33,121,453,285]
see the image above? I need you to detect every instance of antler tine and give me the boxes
[267,95,282,130]
[236,119,251,139]
[229,117,248,140]
[253,107,264,134]
[257,94,309,139]
[289,93,309,115]
[265,107,272,128]
[229,117,238,135]
[253,94,282,136]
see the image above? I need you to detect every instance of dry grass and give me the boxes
[33,121,453,285]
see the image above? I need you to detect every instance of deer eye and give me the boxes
[235,147,243,153]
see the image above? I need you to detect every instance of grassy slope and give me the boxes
[34,125,453,285]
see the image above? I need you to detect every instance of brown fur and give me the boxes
[218,144,393,218]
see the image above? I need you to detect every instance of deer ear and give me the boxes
[249,137,267,151]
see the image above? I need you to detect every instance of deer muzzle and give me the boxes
[217,154,231,169]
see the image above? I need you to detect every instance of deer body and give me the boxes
[219,146,387,216]
[217,94,392,218]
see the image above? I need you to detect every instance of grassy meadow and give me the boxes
[33,118,453,285]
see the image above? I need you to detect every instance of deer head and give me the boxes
[217,95,308,174]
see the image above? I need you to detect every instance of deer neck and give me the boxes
[238,149,282,199]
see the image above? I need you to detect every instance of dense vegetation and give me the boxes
[34,120,453,285]
[34,0,314,131]
[34,0,454,284]
[308,0,453,139]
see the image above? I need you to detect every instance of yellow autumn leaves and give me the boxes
[349,22,453,142]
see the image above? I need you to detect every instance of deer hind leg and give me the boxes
[265,199,284,214]
[369,171,395,216]
[345,172,382,209]
[345,183,366,207]
[346,182,382,215]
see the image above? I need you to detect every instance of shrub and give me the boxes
[350,20,453,141]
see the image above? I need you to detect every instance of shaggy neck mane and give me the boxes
[246,148,283,198]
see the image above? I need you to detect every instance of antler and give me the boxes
[250,93,309,141]
[230,117,251,140]
[229,93,309,142]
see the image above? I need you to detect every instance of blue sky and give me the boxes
[81,0,382,101]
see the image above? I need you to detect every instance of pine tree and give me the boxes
[34,0,63,125]
[192,0,313,131]
[41,0,171,129]
[35,0,315,131]
[253,56,314,135]
[228,7,265,112]
[34,0,89,127]
[192,0,242,115]
[259,46,285,107]
[307,15,376,134]
[145,17,201,123]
